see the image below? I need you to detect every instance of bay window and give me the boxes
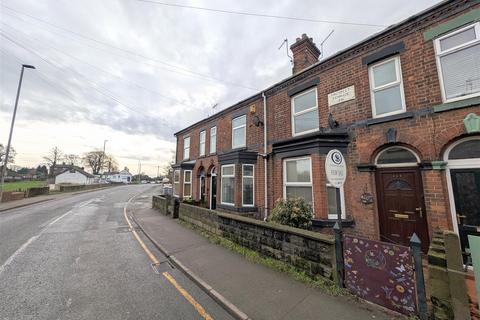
[242,164,254,207]
[232,115,246,149]
[173,170,180,196]
[199,130,206,156]
[183,170,192,198]
[183,137,190,160]
[291,88,318,136]
[283,157,313,205]
[221,165,235,205]
[327,183,345,219]
[368,56,406,118]
[434,22,480,102]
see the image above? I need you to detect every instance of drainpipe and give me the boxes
[262,92,268,221]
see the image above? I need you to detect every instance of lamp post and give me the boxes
[0,64,35,202]
[102,139,108,175]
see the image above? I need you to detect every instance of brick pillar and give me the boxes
[422,169,451,233]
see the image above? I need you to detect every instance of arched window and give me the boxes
[448,139,480,160]
[375,146,419,166]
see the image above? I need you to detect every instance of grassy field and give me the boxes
[2,180,47,192]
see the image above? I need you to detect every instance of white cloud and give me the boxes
[0,0,441,175]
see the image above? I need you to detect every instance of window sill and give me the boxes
[366,111,413,126]
[433,95,480,113]
[311,217,355,228]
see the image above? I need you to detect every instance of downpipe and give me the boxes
[262,92,268,222]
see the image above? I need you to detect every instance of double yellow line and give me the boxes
[124,199,214,320]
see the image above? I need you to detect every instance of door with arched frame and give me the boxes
[445,136,480,260]
[375,146,429,252]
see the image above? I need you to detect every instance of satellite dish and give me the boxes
[252,115,263,127]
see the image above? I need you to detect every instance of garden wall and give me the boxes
[153,196,337,281]
[59,184,106,192]
[26,187,49,197]
[1,191,25,202]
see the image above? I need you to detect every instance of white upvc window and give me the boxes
[221,164,235,206]
[199,130,206,156]
[242,164,254,207]
[183,137,190,160]
[183,170,192,198]
[210,126,217,154]
[232,115,246,149]
[368,56,406,118]
[434,22,480,103]
[173,170,180,197]
[291,88,319,136]
[283,157,313,207]
[326,183,346,220]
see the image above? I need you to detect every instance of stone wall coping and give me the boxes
[179,202,335,244]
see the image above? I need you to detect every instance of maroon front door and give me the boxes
[376,168,429,252]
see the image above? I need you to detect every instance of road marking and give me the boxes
[0,199,94,276]
[163,271,214,320]
[0,235,39,275]
[123,194,214,320]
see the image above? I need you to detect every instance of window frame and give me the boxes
[183,136,190,160]
[242,164,255,207]
[368,56,406,118]
[199,130,206,157]
[375,146,420,168]
[210,126,217,154]
[326,183,346,220]
[291,87,319,136]
[434,22,480,103]
[283,156,314,210]
[183,170,192,198]
[232,115,247,149]
[220,164,235,206]
[173,170,180,197]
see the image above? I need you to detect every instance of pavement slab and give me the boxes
[132,198,402,320]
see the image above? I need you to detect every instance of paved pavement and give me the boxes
[132,196,401,320]
[0,184,233,320]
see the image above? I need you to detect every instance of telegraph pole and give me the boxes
[0,64,35,202]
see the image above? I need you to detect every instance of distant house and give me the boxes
[54,166,94,185]
[104,168,132,184]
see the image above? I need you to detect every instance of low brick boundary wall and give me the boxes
[153,197,337,281]
[152,195,170,215]
[26,187,49,197]
[59,184,106,192]
[1,191,25,202]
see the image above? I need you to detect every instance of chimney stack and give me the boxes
[290,34,320,75]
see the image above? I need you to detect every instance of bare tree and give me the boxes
[83,150,104,175]
[43,146,63,177]
[63,154,81,166]
[104,155,118,173]
[0,144,16,166]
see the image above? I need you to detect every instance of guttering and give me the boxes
[262,91,268,221]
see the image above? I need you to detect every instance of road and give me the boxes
[0,185,233,320]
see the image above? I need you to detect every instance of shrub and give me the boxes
[269,198,313,229]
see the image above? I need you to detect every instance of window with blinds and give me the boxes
[435,23,480,102]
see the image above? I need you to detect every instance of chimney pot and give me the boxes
[290,33,320,75]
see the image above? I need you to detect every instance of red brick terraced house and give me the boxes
[173,0,480,253]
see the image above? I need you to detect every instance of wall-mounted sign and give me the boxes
[325,149,346,188]
[328,85,355,107]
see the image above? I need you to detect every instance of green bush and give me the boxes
[269,198,313,229]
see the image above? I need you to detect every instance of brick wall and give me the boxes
[174,202,337,280]
[172,2,480,244]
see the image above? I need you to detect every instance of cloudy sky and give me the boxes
[0,0,440,176]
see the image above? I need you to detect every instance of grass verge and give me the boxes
[2,180,46,192]
[177,219,349,297]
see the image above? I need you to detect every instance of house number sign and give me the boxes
[325,149,346,188]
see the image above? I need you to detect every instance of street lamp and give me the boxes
[0,64,36,202]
